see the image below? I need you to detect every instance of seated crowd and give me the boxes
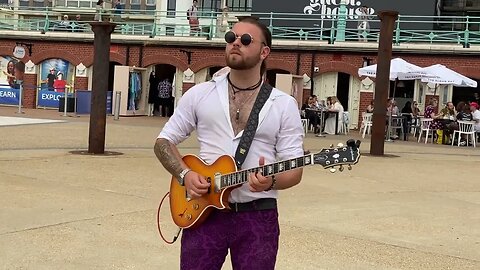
[422,99,480,145]
[301,95,345,135]
[362,98,480,144]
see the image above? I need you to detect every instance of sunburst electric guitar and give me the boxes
[169,139,361,229]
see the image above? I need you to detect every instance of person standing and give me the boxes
[154,17,304,270]
[187,0,200,36]
[217,6,230,37]
[157,77,173,117]
[148,71,159,115]
[357,5,371,42]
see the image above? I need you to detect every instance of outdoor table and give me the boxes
[306,108,338,135]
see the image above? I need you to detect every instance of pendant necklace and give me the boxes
[227,74,262,101]
[228,83,262,122]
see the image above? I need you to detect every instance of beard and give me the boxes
[225,52,261,70]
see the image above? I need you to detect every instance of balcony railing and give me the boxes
[0,7,479,47]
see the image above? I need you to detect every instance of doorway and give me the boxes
[108,61,121,92]
[336,72,350,111]
[266,69,289,87]
[154,64,177,116]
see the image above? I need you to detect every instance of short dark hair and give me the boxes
[237,16,272,75]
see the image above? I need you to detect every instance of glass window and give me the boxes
[226,0,251,12]
[146,0,155,5]
[131,0,140,4]
[199,0,221,11]
[167,0,175,17]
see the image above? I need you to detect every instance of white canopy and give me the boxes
[419,64,477,88]
[358,58,426,81]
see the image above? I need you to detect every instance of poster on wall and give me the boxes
[37,58,75,108]
[0,56,24,106]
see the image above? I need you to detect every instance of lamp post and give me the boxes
[370,10,399,156]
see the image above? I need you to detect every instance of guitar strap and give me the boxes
[234,83,273,169]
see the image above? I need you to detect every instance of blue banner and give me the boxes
[37,90,65,108]
[75,90,113,114]
[0,87,20,105]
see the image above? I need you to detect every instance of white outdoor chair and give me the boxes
[410,116,421,137]
[417,118,435,144]
[301,119,309,135]
[389,115,404,139]
[340,111,350,134]
[452,121,476,148]
[359,112,373,138]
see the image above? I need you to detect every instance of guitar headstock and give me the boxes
[312,139,361,173]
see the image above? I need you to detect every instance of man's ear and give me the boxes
[261,46,270,60]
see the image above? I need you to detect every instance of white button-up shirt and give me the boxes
[158,73,304,203]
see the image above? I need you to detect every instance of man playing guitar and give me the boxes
[154,17,304,270]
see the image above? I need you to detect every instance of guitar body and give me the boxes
[169,154,237,229]
[167,139,361,230]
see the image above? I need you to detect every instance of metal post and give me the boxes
[73,88,79,117]
[88,22,116,154]
[16,80,24,114]
[62,88,68,117]
[114,91,121,120]
[370,10,399,156]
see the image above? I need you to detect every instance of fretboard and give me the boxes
[220,154,313,189]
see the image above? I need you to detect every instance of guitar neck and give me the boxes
[220,154,313,189]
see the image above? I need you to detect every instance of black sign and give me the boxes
[253,0,439,31]
[253,0,439,17]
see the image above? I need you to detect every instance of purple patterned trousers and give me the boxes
[180,208,280,270]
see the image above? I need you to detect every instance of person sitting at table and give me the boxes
[438,101,456,120]
[424,98,442,129]
[424,99,454,143]
[438,102,457,139]
[324,96,344,135]
[402,101,413,119]
[301,96,321,133]
[411,101,421,117]
[450,101,474,145]
[387,98,399,115]
[366,100,374,113]
[470,101,480,133]
[318,99,327,110]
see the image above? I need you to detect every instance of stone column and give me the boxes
[88,22,116,154]
[370,11,399,156]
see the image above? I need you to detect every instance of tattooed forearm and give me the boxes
[154,138,185,178]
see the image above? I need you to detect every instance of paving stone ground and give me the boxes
[1,106,479,270]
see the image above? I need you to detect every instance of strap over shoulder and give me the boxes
[234,83,273,169]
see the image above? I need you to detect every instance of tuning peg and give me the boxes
[337,143,344,147]
[329,144,334,148]
[348,165,352,170]
[329,168,336,173]
[339,165,344,172]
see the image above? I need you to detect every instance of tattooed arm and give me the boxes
[154,138,210,199]
[154,138,186,179]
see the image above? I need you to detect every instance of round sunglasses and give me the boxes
[224,31,266,46]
